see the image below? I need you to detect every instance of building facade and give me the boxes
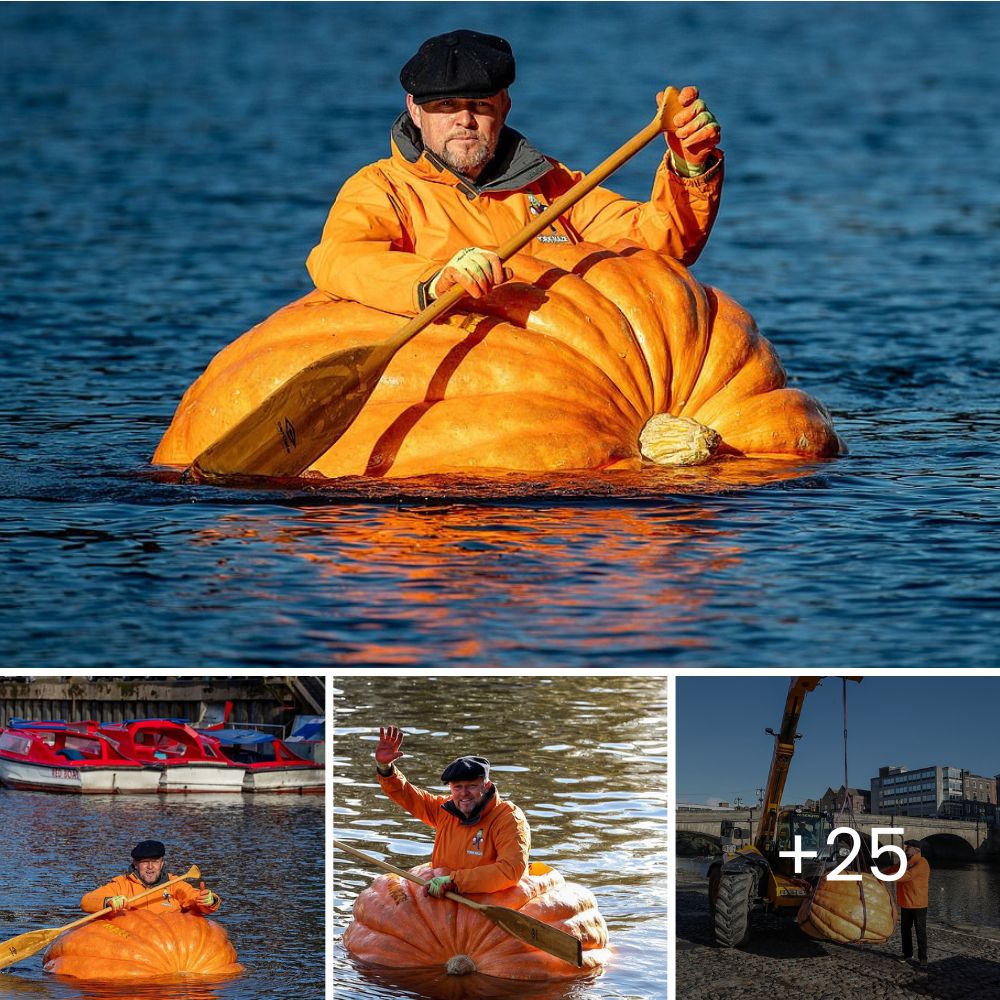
[872,765,996,818]
[818,785,870,815]
[871,765,961,817]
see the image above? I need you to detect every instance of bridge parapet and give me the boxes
[677,810,995,854]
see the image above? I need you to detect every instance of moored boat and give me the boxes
[98,719,247,793]
[0,720,161,794]
[200,728,324,793]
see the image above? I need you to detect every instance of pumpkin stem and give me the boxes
[445,954,477,976]
[639,413,720,466]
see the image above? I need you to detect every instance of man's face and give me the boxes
[904,845,918,861]
[449,778,488,816]
[407,91,510,181]
[135,857,164,886]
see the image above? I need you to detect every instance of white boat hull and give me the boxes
[157,763,247,793]
[243,766,324,793]
[0,757,160,794]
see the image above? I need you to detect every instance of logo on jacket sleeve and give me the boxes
[467,829,484,856]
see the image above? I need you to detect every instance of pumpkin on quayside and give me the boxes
[343,862,610,981]
[43,910,244,980]
[152,241,844,478]
[797,873,898,945]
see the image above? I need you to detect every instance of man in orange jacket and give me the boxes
[374,726,529,897]
[890,839,931,970]
[307,29,723,317]
[80,840,221,916]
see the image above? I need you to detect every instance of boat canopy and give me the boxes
[289,716,324,741]
[205,729,276,746]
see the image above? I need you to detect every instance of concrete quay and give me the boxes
[677,868,1000,999]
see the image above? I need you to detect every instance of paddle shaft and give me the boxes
[333,839,485,911]
[0,865,201,970]
[189,88,683,482]
[333,839,584,967]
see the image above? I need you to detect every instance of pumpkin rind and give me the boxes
[43,910,244,980]
[342,863,610,981]
[797,873,898,945]
[153,242,843,477]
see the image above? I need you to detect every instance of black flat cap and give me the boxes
[401,30,515,104]
[131,840,165,860]
[441,755,491,783]
[903,839,923,848]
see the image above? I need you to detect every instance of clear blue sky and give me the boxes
[677,675,1000,807]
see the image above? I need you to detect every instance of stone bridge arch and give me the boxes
[916,833,977,864]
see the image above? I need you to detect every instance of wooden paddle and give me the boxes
[333,839,584,968]
[0,865,201,971]
[188,87,685,483]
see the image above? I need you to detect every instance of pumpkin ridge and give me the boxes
[345,863,609,981]
[488,264,654,418]
[578,243,710,415]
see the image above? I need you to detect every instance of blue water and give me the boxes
[1,2,998,667]
[0,789,324,1000]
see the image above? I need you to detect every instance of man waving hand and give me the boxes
[374,725,530,897]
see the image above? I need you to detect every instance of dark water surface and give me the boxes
[333,675,668,1000]
[0,789,324,999]
[2,2,998,666]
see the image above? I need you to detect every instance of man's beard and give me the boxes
[439,135,496,180]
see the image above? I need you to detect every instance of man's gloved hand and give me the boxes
[106,895,127,912]
[428,247,507,300]
[658,86,721,177]
[425,875,457,899]
[196,888,217,908]
[375,726,405,775]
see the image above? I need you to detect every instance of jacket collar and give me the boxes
[391,113,552,196]
[442,783,498,825]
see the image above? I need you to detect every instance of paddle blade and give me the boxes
[189,341,398,482]
[480,904,583,968]
[0,926,61,970]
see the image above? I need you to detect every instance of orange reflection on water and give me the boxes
[189,460,825,664]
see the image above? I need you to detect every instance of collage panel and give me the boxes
[332,673,667,1000]
[675,674,1000,1000]
[0,674,327,999]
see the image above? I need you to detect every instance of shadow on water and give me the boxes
[0,974,235,1000]
[141,456,830,503]
[351,963,606,1000]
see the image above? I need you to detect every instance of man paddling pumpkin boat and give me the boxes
[307,29,723,315]
[81,840,221,916]
[374,726,529,896]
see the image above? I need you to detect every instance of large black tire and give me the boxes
[711,869,754,948]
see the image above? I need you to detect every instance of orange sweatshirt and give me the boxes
[307,114,723,316]
[889,851,930,909]
[378,767,529,894]
[80,871,222,915]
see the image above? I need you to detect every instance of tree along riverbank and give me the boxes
[676,868,1000,1000]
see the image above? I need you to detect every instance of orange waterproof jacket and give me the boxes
[80,871,222,915]
[307,114,723,316]
[890,851,930,909]
[378,766,530,894]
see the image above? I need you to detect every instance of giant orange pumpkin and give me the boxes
[343,862,610,980]
[153,242,843,478]
[797,873,898,945]
[43,910,244,980]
